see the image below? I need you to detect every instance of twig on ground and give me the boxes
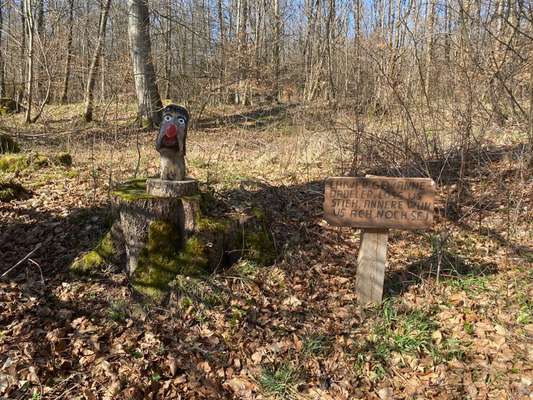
[28,258,45,284]
[1,243,42,279]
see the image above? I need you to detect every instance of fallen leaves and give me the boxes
[0,136,532,399]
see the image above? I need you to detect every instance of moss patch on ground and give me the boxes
[132,220,210,302]
[70,231,118,275]
[0,180,29,202]
[0,152,73,172]
[0,134,20,154]
[0,154,29,172]
[55,153,73,166]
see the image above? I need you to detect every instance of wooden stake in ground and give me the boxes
[355,228,388,303]
[324,176,435,304]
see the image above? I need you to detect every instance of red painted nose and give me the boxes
[165,124,177,139]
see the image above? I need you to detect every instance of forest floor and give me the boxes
[0,103,532,400]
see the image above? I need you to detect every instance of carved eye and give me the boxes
[163,115,172,122]
[177,117,186,126]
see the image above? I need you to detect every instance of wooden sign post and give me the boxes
[324,177,435,304]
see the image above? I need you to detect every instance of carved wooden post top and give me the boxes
[156,104,190,181]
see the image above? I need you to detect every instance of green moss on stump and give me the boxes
[0,180,29,202]
[132,220,210,302]
[70,231,118,275]
[196,213,232,234]
[113,178,156,201]
[0,134,20,154]
[240,228,276,266]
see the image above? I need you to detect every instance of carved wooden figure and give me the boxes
[156,104,189,181]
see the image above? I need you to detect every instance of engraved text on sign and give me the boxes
[324,177,435,230]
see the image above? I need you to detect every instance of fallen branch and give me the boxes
[0,243,42,279]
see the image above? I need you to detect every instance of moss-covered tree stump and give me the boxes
[71,178,276,302]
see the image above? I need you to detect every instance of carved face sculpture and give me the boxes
[156,105,189,154]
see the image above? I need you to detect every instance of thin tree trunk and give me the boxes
[326,0,336,101]
[83,0,112,122]
[528,55,533,150]
[164,0,171,100]
[127,0,163,128]
[217,0,225,103]
[273,0,281,102]
[36,0,44,100]
[237,0,248,105]
[0,2,4,98]
[24,0,34,124]
[18,1,27,109]
[60,0,75,104]
[424,0,435,108]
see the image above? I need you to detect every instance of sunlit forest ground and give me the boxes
[0,103,532,399]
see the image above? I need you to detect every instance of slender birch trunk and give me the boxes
[83,0,112,122]
[23,0,34,124]
[127,0,163,128]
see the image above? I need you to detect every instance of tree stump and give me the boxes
[112,179,200,270]
[71,178,276,302]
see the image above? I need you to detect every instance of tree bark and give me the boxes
[163,0,172,100]
[0,2,4,98]
[217,0,225,103]
[60,0,75,104]
[23,0,34,124]
[424,0,435,105]
[83,0,112,122]
[127,0,163,128]
[273,0,281,102]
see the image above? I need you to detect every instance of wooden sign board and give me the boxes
[323,176,436,305]
[324,177,435,230]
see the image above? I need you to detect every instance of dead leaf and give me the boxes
[282,295,302,308]
[377,386,393,400]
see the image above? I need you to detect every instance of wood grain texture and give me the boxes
[356,228,389,304]
[324,177,435,230]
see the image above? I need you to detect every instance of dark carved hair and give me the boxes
[162,104,190,122]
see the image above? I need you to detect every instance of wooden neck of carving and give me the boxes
[159,148,186,181]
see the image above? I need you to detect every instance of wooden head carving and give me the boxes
[156,105,190,181]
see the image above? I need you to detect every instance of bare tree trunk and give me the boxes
[18,1,27,109]
[424,0,435,105]
[83,0,111,122]
[127,0,163,128]
[164,0,172,100]
[24,0,34,124]
[236,0,248,105]
[528,51,533,148]
[35,0,44,101]
[326,0,336,101]
[0,2,4,98]
[60,0,75,104]
[273,0,281,102]
[217,0,225,103]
